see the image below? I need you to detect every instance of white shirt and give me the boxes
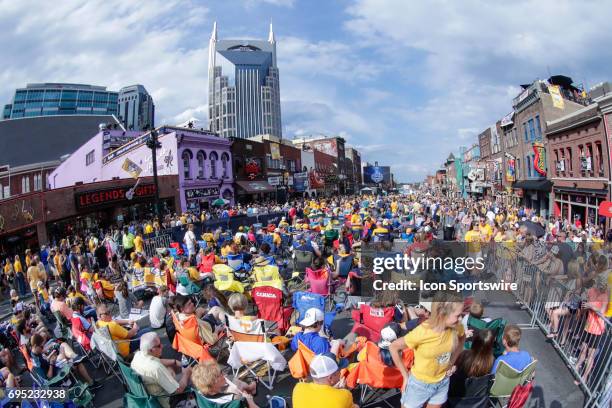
[149,295,166,329]
[184,230,196,251]
[131,351,178,408]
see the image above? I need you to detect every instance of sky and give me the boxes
[1,0,612,182]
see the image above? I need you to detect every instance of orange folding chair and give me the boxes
[350,304,395,342]
[288,340,316,380]
[171,312,214,364]
[345,341,414,408]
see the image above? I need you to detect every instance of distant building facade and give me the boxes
[118,85,155,131]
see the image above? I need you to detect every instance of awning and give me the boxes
[235,180,275,194]
[513,179,553,191]
[553,186,607,195]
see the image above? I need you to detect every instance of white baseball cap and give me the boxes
[299,308,324,327]
[309,354,338,378]
[379,326,398,348]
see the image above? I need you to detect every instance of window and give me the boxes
[0,183,2,199]
[554,150,559,176]
[85,150,95,166]
[210,151,218,178]
[526,156,532,178]
[22,176,30,194]
[182,150,193,179]
[523,122,528,142]
[528,119,536,141]
[2,185,8,199]
[596,142,604,176]
[567,147,573,174]
[33,174,42,191]
[197,151,206,178]
[535,115,542,138]
[221,153,229,178]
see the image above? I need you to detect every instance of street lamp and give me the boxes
[146,129,162,223]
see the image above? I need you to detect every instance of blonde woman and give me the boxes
[390,293,465,408]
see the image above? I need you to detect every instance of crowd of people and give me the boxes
[0,191,609,407]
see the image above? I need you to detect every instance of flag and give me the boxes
[548,84,565,109]
[122,158,142,179]
[270,143,281,160]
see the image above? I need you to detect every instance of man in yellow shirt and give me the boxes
[96,304,149,358]
[464,222,482,255]
[134,231,145,254]
[293,354,356,408]
[144,222,154,235]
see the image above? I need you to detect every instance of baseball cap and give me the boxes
[309,354,339,379]
[249,247,257,254]
[418,301,432,312]
[299,308,324,327]
[379,326,398,349]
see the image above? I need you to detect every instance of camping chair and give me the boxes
[350,304,395,343]
[227,253,251,276]
[288,340,316,380]
[225,315,287,390]
[91,325,127,385]
[118,360,190,408]
[213,264,245,293]
[345,341,414,408]
[291,291,336,336]
[70,315,102,368]
[293,250,314,275]
[26,352,94,408]
[466,316,507,357]
[53,310,72,341]
[252,286,293,333]
[171,312,215,364]
[194,390,244,408]
[447,373,494,408]
[252,265,284,291]
[490,360,538,405]
[177,273,202,302]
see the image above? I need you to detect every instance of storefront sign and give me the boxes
[532,142,546,176]
[547,84,565,109]
[245,158,260,180]
[270,143,282,160]
[75,184,156,210]
[102,134,148,164]
[185,187,220,200]
[599,201,612,217]
[506,157,516,182]
[293,172,308,192]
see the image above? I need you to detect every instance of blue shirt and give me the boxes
[491,350,532,373]
[291,331,330,355]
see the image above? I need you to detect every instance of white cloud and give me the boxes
[244,0,295,7]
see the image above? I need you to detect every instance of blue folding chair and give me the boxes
[292,291,336,336]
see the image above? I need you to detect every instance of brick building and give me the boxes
[546,92,612,227]
[0,161,59,200]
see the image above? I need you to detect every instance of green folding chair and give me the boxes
[53,310,72,341]
[490,359,538,399]
[194,389,244,408]
[466,316,506,357]
[30,364,94,407]
[118,360,164,408]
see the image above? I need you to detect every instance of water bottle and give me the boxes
[181,355,189,369]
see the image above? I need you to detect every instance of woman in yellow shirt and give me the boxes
[390,295,465,408]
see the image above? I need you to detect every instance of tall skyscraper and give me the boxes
[2,83,118,119]
[208,22,282,139]
[118,85,155,131]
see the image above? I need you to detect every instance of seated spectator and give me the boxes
[462,302,491,336]
[115,281,142,319]
[66,285,97,321]
[491,325,533,373]
[50,287,73,322]
[228,293,255,321]
[173,294,221,346]
[130,332,192,408]
[36,281,51,316]
[291,308,342,356]
[0,366,18,388]
[449,329,495,400]
[292,354,356,408]
[191,360,257,408]
[29,333,100,390]
[72,297,95,339]
[404,301,431,332]
[96,304,150,358]
[149,286,169,329]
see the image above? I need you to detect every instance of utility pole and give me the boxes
[146,129,162,223]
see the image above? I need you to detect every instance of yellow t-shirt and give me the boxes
[464,230,481,253]
[292,382,354,408]
[480,224,493,241]
[606,271,612,318]
[134,236,144,254]
[54,254,63,273]
[404,322,465,383]
[97,320,130,357]
[14,261,22,273]
[144,224,153,234]
[3,264,11,275]
[38,288,49,302]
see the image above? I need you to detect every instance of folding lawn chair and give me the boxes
[252,286,293,333]
[490,360,537,406]
[213,264,245,293]
[291,291,336,336]
[171,312,215,364]
[225,315,287,390]
[350,304,395,343]
[91,325,127,385]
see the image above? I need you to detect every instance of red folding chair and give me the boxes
[350,304,395,342]
[252,286,293,333]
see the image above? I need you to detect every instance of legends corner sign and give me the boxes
[75,184,157,210]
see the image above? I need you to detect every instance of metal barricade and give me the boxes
[142,234,172,257]
[485,245,612,407]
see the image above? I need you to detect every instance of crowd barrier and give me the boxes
[485,244,612,408]
[142,212,287,254]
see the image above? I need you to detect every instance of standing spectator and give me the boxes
[149,286,168,329]
[390,295,465,408]
[134,230,144,255]
[26,259,41,308]
[14,255,26,296]
[94,241,108,270]
[183,224,197,259]
[122,227,135,260]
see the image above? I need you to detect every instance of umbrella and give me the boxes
[212,198,228,206]
[518,220,545,238]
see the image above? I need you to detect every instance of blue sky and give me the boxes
[2,0,612,181]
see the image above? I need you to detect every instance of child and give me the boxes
[462,302,492,335]
[491,324,533,373]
